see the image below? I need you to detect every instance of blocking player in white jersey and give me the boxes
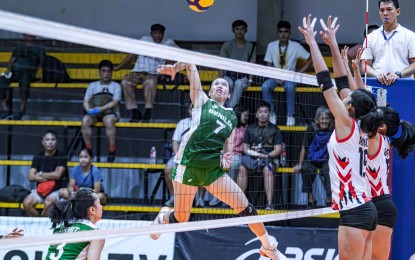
[345,43,415,260]
[299,15,380,259]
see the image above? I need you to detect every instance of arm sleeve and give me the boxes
[407,31,415,58]
[219,42,229,58]
[264,43,273,63]
[113,82,122,101]
[273,128,283,145]
[92,166,102,182]
[31,154,39,169]
[360,37,373,60]
[84,82,94,100]
[297,43,311,60]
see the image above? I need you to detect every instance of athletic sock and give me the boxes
[258,231,271,248]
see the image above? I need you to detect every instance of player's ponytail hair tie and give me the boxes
[400,119,404,125]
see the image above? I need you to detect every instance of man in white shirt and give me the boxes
[82,60,122,162]
[361,0,415,86]
[261,21,312,126]
[115,24,178,122]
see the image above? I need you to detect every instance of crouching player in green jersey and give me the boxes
[45,188,105,260]
[153,62,286,260]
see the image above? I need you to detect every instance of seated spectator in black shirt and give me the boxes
[238,103,283,210]
[23,130,68,217]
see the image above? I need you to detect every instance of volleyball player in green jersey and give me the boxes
[154,62,286,260]
[45,188,105,260]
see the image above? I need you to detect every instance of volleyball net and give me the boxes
[0,9,338,252]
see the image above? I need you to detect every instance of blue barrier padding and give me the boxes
[367,78,415,260]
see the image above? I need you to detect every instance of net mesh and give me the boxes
[0,9,335,253]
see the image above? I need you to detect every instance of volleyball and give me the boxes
[187,0,214,12]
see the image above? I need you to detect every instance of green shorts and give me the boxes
[172,164,225,186]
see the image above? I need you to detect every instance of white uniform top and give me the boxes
[132,36,178,74]
[327,119,370,211]
[366,134,391,198]
[264,40,310,71]
[361,24,415,77]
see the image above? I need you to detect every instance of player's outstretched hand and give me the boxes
[221,152,233,170]
[298,14,318,46]
[352,48,364,73]
[157,64,176,81]
[319,16,340,47]
[4,228,24,239]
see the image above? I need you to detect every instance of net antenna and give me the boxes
[364,0,369,85]
[0,9,317,86]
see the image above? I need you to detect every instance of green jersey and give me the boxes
[176,99,237,168]
[45,220,97,260]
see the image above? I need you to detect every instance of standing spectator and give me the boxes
[219,20,256,109]
[361,0,415,85]
[82,60,121,163]
[114,24,178,122]
[210,108,250,207]
[0,34,46,120]
[23,130,68,217]
[45,188,105,259]
[164,104,192,207]
[293,107,333,208]
[60,148,107,205]
[261,21,312,126]
[238,103,283,210]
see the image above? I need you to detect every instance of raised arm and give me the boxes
[351,48,367,90]
[158,62,208,108]
[298,15,352,139]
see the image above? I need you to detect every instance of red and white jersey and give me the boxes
[327,119,370,211]
[366,134,391,198]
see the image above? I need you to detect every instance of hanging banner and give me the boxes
[174,225,338,260]
[0,216,175,260]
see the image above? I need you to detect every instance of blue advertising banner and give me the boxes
[367,78,415,260]
[174,226,338,260]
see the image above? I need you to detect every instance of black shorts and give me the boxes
[339,201,378,231]
[372,194,397,229]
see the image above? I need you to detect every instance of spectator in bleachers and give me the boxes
[347,25,379,61]
[23,130,68,217]
[361,0,415,85]
[261,21,312,126]
[210,108,250,207]
[238,103,283,210]
[219,20,256,109]
[114,24,178,122]
[82,60,121,163]
[0,34,46,120]
[164,104,192,207]
[293,107,333,208]
[59,148,107,205]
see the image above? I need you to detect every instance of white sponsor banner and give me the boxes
[0,216,175,260]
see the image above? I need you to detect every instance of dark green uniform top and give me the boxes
[45,220,97,260]
[176,99,237,168]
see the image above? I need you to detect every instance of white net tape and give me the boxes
[0,9,318,86]
[0,207,334,249]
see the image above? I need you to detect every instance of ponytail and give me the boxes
[360,109,383,139]
[391,120,415,159]
[48,188,96,229]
